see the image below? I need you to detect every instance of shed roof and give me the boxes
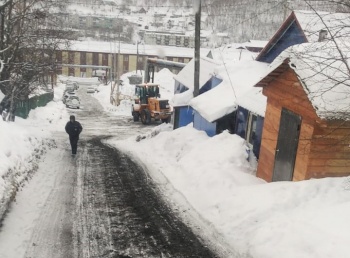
[208,45,257,63]
[256,41,350,120]
[189,60,269,122]
[173,56,220,90]
[243,40,268,49]
[294,10,350,42]
[235,87,267,117]
[257,10,350,61]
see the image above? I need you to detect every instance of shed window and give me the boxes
[246,113,257,146]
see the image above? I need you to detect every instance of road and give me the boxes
[0,86,218,258]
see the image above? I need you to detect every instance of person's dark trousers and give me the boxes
[69,136,79,154]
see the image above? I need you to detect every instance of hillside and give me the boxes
[55,0,345,44]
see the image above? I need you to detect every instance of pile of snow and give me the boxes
[104,123,350,258]
[0,83,69,220]
[1,68,350,258]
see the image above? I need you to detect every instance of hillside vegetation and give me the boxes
[59,0,346,42]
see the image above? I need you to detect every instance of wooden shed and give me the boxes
[256,42,350,182]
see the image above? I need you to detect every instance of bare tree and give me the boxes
[0,0,68,121]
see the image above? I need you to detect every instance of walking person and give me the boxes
[65,115,83,155]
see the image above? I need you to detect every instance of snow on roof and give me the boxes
[66,40,209,58]
[243,40,268,48]
[266,40,350,120]
[189,60,270,122]
[217,32,229,37]
[208,45,257,63]
[170,89,194,107]
[294,10,350,42]
[173,56,220,90]
[235,87,267,117]
[28,87,52,98]
[200,30,213,37]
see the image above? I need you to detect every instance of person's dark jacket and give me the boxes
[65,120,83,138]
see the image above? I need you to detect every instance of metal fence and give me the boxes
[15,91,54,118]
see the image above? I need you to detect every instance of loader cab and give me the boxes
[135,83,160,104]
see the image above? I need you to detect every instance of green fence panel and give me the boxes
[15,91,54,119]
[15,100,30,119]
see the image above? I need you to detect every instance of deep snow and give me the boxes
[0,69,350,258]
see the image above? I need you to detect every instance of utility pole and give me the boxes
[136,40,139,74]
[110,29,121,105]
[194,0,201,97]
[110,39,116,104]
[116,30,121,106]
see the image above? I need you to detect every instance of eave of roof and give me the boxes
[255,59,290,87]
[256,11,307,61]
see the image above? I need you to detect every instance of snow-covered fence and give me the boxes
[15,91,54,119]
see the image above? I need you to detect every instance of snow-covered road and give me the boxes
[0,87,217,258]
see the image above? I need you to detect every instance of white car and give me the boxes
[86,87,95,93]
[62,90,76,104]
[86,86,99,93]
[65,83,76,92]
[65,96,80,109]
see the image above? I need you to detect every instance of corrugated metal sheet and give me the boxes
[193,110,216,137]
[173,106,193,129]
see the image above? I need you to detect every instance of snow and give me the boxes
[208,44,258,62]
[58,75,99,85]
[170,88,193,107]
[243,40,268,49]
[67,39,208,58]
[1,59,350,258]
[294,10,350,42]
[236,87,267,117]
[262,41,350,120]
[189,60,269,122]
[173,56,220,91]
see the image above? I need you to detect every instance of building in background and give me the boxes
[55,40,204,80]
[143,31,195,48]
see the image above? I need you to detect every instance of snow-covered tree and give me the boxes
[0,0,69,121]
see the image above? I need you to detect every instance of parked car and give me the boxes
[86,86,98,93]
[62,90,76,104]
[65,95,80,109]
[69,81,79,90]
[65,83,75,92]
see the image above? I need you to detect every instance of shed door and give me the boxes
[272,108,301,181]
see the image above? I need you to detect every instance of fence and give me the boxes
[15,91,54,118]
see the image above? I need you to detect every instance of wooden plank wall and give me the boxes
[256,101,281,182]
[257,68,318,182]
[293,120,313,181]
[307,121,350,178]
